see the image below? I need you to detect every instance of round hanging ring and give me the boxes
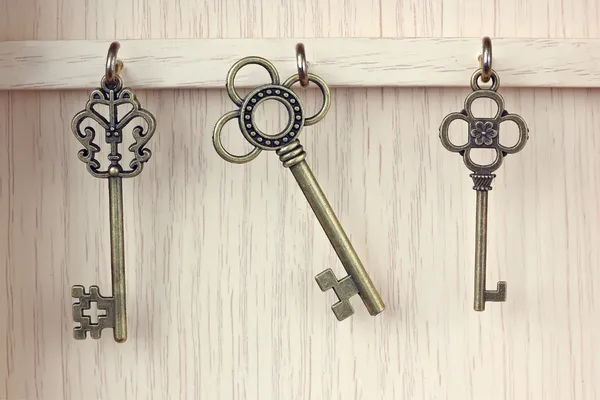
[295,43,309,87]
[105,41,123,88]
[470,69,500,91]
[479,36,493,83]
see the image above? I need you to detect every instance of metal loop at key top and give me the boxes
[213,52,385,320]
[439,40,529,311]
[70,41,156,341]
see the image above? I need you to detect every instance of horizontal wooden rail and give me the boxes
[0,38,599,90]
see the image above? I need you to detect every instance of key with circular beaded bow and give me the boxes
[70,42,156,341]
[213,51,385,321]
[439,38,529,311]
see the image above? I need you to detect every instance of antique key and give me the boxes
[70,42,156,340]
[439,37,529,311]
[213,50,385,321]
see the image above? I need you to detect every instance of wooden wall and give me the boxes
[1,0,599,399]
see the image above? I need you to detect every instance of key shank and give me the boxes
[71,174,127,341]
[472,174,506,311]
[278,141,385,315]
[473,189,489,310]
[108,175,127,342]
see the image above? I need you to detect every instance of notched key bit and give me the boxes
[213,56,385,320]
[315,269,359,321]
[70,70,156,341]
[439,69,529,311]
[72,285,114,340]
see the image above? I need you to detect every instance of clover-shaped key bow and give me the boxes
[439,70,529,312]
[212,56,330,163]
[213,56,385,320]
[439,72,528,176]
[71,65,156,341]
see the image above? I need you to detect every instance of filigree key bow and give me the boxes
[72,78,156,178]
[70,42,156,341]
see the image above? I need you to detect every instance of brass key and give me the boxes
[70,42,156,341]
[213,55,385,320]
[439,66,529,311]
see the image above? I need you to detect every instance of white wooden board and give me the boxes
[1,38,600,89]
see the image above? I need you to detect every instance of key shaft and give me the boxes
[473,190,490,310]
[472,175,506,311]
[278,142,385,315]
[108,176,127,342]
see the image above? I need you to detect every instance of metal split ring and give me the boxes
[105,41,124,88]
[295,43,309,87]
[470,69,500,91]
[479,37,492,83]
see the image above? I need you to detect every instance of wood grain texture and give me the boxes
[1,1,599,399]
[3,38,600,89]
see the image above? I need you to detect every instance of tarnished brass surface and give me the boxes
[288,158,384,317]
[70,42,155,341]
[213,54,384,320]
[439,41,529,312]
[108,176,127,342]
[473,188,506,311]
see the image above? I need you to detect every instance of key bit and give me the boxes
[315,269,359,321]
[72,285,114,340]
[70,45,156,341]
[213,55,385,320]
[439,68,528,311]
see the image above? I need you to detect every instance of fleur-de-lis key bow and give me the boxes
[213,49,385,321]
[439,38,529,311]
[70,42,156,341]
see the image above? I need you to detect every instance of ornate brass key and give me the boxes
[70,42,156,341]
[213,55,385,320]
[440,64,529,311]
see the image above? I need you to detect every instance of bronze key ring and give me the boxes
[295,42,309,87]
[479,36,493,83]
[105,41,124,88]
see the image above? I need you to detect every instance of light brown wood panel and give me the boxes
[3,0,600,40]
[1,0,599,399]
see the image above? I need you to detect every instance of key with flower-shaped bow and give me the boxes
[213,56,385,321]
[440,68,529,311]
[70,42,156,341]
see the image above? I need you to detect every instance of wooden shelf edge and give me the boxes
[1,38,599,90]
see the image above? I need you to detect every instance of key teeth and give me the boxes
[73,328,88,340]
[485,281,507,302]
[72,284,115,340]
[315,269,359,321]
[71,285,85,299]
[332,301,355,321]
[315,269,338,291]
